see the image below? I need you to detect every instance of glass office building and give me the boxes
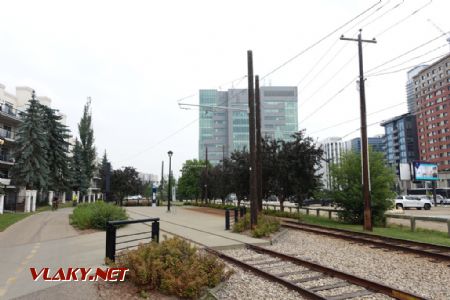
[199,87,298,165]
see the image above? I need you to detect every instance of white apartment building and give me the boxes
[0,84,83,213]
[317,137,345,190]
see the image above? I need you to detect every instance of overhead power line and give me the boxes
[309,101,406,135]
[367,52,449,77]
[366,32,448,74]
[260,0,382,80]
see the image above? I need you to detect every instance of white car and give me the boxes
[395,195,432,210]
[414,194,450,205]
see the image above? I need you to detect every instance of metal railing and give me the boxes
[0,104,21,120]
[105,218,160,262]
[0,128,14,140]
[0,153,14,163]
[385,213,450,237]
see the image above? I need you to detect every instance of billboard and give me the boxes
[413,161,438,181]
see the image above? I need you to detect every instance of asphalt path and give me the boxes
[0,208,104,299]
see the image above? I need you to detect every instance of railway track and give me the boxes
[208,244,425,300]
[281,220,450,262]
[127,209,426,300]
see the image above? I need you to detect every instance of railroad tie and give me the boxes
[308,281,350,292]
[275,270,314,277]
[250,259,281,266]
[290,274,325,284]
[325,289,373,300]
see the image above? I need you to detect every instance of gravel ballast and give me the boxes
[266,229,450,299]
[214,263,306,299]
[217,248,388,300]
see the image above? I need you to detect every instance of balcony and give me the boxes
[0,128,15,141]
[0,154,15,165]
[0,104,22,123]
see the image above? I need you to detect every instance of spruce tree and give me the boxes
[78,98,96,186]
[70,139,89,193]
[11,91,49,189]
[99,150,111,194]
[42,106,71,191]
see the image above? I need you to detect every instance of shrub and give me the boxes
[263,209,299,219]
[115,237,229,299]
[232,213,280,238]
[330,150,395,225]
[70,201,128,230]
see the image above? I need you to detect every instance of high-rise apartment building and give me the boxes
[199,87,298,165]
[381,113,419,172]
[345,136,385,153]
[406,65,428,113]
[414,53,450,171]
[317,137,345,190]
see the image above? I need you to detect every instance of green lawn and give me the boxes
[0,212,32,231]
[0,202,74,232]
[297,213,450,247]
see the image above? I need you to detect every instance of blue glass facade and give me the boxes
[199,87,298,165]
[381,113,419,169]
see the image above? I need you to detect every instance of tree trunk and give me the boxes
[280,195,285,212]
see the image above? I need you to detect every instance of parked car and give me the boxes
[264,195,279,203]
[225,193,237,203]
[395,195,432,210]
[418,194,450,205]
[126,195,143,200]
[288,196,333,207]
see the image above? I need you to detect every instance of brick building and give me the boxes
[414,53,450,171]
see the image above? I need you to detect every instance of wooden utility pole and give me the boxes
[255,75,263,212]
[205,145,208,203]
[340,29,376,231]
[160,161,164,206]
[247,50,257,226]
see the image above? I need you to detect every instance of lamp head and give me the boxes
[168,150,173,157]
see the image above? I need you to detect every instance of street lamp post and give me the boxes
[167,150,173,212]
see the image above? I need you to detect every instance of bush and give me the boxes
[330,150,395,225]
[263,209,299,219]
[70,201,128,230]
[115,237,230,299]
[232,213,280,238]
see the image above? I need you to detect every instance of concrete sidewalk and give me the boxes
[125,206,270,249]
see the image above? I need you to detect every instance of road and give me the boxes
[0,208,104,299]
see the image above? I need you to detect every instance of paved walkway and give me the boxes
[0,205,267,299]
[0,208,105,299]
[125,206,270,249]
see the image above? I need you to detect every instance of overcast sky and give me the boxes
[0,0,449,178]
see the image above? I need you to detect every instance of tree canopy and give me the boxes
[11,94,50,189]
[330,149,396,225]
[78,99,96,185]
[42,105,71,191]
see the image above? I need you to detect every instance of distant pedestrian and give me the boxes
[72,194,78,207]
[52,196,59,211]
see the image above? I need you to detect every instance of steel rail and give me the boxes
[281,220,450,261]
[247,244,426,300]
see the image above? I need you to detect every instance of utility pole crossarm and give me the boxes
[340,36,377,43]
